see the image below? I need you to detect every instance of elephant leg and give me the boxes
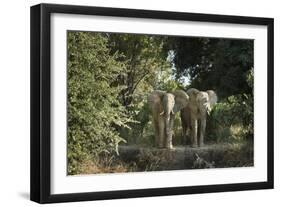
[199,118,206,147]
[182,124,187,145]
[152,116,160,147]
[190,115,198,148]
[166,115,175,149]
[158,115,165,148]
[186,110,192,145]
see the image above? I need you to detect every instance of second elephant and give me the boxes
[180,88,217,147]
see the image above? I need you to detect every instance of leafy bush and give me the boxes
[206,93,253,143]
[67,32,133,174]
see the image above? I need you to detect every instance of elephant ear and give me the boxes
[172,90,190,113]
[147,90,166,113]
[186,88,200,100]
[206,90,217,108]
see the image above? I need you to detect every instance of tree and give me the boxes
[67,31,133,174]
[107,34,171,108]
[167,37,253,98]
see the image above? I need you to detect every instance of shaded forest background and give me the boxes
[67,31,254,175]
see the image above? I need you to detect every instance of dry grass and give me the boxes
[79,155,133,174]
[77,141,253,175]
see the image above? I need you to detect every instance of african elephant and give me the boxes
[180,88,217,147]
[148,90,190,149]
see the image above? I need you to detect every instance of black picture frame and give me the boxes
[30,3,274,204]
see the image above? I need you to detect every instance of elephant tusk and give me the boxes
[159,111,164,115]
[171,110,175,115]
[207,106,211,115]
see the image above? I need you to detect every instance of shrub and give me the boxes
[206,93,253,143]
[67,32,133,174]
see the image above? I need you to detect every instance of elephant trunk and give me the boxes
[203,102,211,115]
[165,114,174,149]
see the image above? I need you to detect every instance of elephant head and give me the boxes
[181,88,217,147]
[196,90,218,115]
[148,90,189,149]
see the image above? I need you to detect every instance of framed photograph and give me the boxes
[30,3,274,203]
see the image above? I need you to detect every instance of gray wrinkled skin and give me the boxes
[180,88,217,147]
[148,90,189,149]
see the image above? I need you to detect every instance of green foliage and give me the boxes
[108,34,171,107]
[207,93,253,143]
[67,32,133,174]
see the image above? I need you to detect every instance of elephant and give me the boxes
[148,90,190,149]
[180,88,217,147]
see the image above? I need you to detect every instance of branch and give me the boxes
[131,72,150,94]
